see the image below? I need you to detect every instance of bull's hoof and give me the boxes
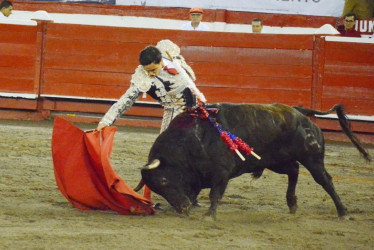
[289,205,298,214]
[203,210,217,220]
[338,206,348,219]
[202,215,216,222]
[192,200,201,207]
[338,215,349,221]
[286,195,298,214]
[181,207,190,216]
[338,211,348,220]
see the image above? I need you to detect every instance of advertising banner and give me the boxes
[116,0,346,17]
[18,0,346,17]
[21,0,116,4]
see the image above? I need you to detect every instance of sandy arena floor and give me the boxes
[0,118,373,249]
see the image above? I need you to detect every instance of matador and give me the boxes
[96,39,206,133]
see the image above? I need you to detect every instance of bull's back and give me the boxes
[212,103,323,163]
[214,103,298,141]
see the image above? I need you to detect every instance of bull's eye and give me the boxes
[161,177,168,186]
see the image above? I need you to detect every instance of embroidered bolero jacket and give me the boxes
[99,40,198,127]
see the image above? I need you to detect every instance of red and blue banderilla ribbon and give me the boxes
[190,105,261,161]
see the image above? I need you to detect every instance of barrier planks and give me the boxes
[0,23,38,111]
[322,41,374,116]
[42,23,314,109]
[0,24,37,95]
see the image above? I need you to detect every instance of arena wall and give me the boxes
[1,4,373,143]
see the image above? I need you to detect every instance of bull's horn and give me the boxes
[133,179,144,192]
[142,159,160,170]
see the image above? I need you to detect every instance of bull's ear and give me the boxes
[142,159,160,170]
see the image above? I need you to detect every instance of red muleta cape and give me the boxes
[51,117,155,215]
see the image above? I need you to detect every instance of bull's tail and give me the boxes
[293,104,340,116]
[293,105,371,162]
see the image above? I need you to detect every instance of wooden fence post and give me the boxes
[311,35,326,111]
[32,13,54,119]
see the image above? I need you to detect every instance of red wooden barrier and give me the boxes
[322,40,374,116]
[0,23,38,112]
[0,24,37,95]
[0,20,372,143]
[40,23,314,112]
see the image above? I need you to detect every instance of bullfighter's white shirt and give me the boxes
[181,22,210,31]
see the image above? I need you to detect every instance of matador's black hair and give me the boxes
[139,46,162,66]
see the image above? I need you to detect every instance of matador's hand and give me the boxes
[96,123,107,131]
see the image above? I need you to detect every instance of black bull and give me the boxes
[138,103,371,218]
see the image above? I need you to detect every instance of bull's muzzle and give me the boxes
[181,206,190,216]
[172,197,192,216]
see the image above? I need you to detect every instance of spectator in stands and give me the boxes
[342,0,374,19]
[0,0,13,18]
[337,13,362,37]
[181,7,209,31]
[252,18,263,33]
[96,39,206,133]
